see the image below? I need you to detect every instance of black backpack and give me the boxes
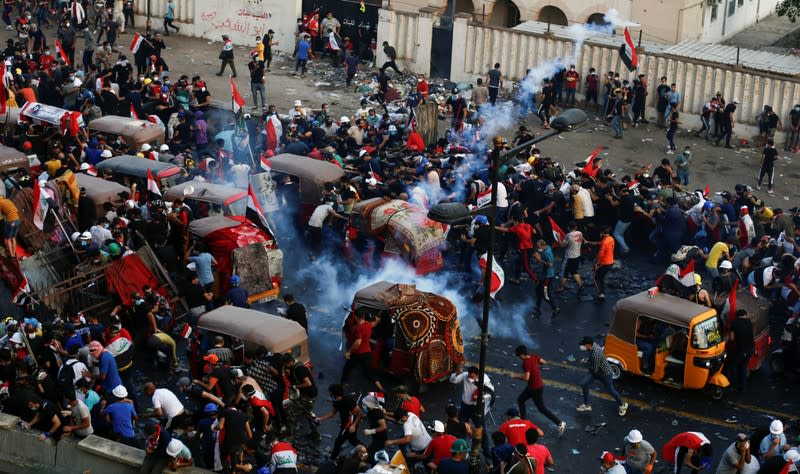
[57,359,80,397]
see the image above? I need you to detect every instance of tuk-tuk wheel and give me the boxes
[711,385,724,400]
[608,361,623,380]
[769,354,784,375]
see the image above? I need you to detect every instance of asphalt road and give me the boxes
[289,248,800,473]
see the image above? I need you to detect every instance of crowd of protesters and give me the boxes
[0,2,798,474]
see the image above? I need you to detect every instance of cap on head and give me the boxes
[451,439,469,453]
[719,260,733,270]
[580,336,594,346]
[433,420,445,433]
[601,451,616,463]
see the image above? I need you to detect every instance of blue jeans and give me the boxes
[613,220,631,254]
[676,168,690,185]
[580,373,623,406]
[565,88,576,105]
[611,115,623,137]
[636,339,656,372]
[667,127,677,151]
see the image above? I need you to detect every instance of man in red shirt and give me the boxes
[565,64,579,105]
[391,385,425,419]
[496,217,537,285]
[411,420,455,470]
[514,345,566,437]
[499,407,542,447]
[526,428,555,474]
[341,310,384,391]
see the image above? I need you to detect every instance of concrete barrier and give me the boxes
[0,413,214,473]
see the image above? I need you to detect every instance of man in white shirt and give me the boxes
[144,382,185,429]
[449,365,494,425]
[307,201,345,260]
[385,408,431,453]
[230,162,251,188]
[63,396,93,438]
[558,221,585,295]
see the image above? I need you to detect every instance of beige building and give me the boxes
[388,0,779,44]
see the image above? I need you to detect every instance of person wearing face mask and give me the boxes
[316,384,362,460]
[576,336,628,416]
[449,365,495,428]
[57,18,76,65]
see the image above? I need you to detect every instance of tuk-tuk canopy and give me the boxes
[187,215,247,238]
[611,291,716,344]
[164,181,247,208]
[0,144,29,173]
[198,306,306,354]
[75,174,128,214]
[87,116,165,147]
[352,281,396,311]
[269,154,344,204]
[95,155,182,179]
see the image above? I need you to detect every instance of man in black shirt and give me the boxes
[446,88,468,131]
[758,138,778,194]
[537,78,554,129]
[729,309,754,391]
[283,294,308,332]
[379,41,400,76]
[653,158,674,187]
[318,384,362,460]
[218,406,251,472]
[786,104,800,152]
[248,51,265,110]
[282,353,319,442]
[715,99,738,148]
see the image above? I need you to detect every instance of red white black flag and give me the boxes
[620,27,638,72]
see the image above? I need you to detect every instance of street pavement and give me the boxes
[4,26,800,473]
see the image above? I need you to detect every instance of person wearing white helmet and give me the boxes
[288,99,307,121]
[623,429,657,474]
[158,144,175,164]
[166,438,193,469]
[760,419,787,461]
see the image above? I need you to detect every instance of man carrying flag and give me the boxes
[580,147,603,178]
[55,39,71,66]
[620,27,638,72]
[129,32,147,54]
[32,181,52,231]
[230,76,245,114]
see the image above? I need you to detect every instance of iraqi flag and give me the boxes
[71,1,85,25]
[265,117,278,151]
[0,63,6,115]
[32,182,50,231]
[231,76,245,114]
[180,322,192,339]
[620,27,639,72]
[580,147,603,176]
[146,168,162,196]
[260,154,272,171]
[407,106,417,132]
[655,259,695,294]
[479,253,505,299]
[130,103,139,119]
[130,32,145,54]
[55,39,70,66]
[548,216,566,242]
[246,183,274,237]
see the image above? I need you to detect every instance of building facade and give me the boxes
[388,0,779,44]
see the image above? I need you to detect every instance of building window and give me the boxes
[738,0,744,6]
[728,0,736,16]
[710,4,718,22]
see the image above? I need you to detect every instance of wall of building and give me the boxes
[378,8,800,130]
[697,0,779,42]
[378,0,780,43]
[132,0,301,55]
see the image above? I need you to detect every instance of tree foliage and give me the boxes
[777,0,800,22]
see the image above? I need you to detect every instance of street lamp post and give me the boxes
[428,108,587,474]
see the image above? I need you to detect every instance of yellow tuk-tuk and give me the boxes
[198,306,309,366]
[604,291,729,397]
[87,116,165,152]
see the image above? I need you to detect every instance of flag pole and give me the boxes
[51,208,80,262]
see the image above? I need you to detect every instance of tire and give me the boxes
[608,361,623,380]
[711,385,724,400]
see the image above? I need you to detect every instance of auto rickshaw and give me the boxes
[604,291,730,398]
[343,281,465,390]
[198,306,310,367]
[87,115,165,152]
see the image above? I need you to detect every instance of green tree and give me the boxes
[778,0,800,22]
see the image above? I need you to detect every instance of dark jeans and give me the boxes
[517,386,561,426]
[488,87,499,105]
[164,17,179,34]
[716,122,732,146]
[535,278,558,311]
[341,352,378,385]
[580,373,623,406]
[636,339,656,373]
[667,126,677,151]
[219,58,236,76]
[594,264,612,295]
[331,429,362,459]
[565,88,576,105]
[758,166,774,190]
[379,60,401,75]
[729,351,750,390]
[295,58,307,75]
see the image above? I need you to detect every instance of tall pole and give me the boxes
[469,140,500,474]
